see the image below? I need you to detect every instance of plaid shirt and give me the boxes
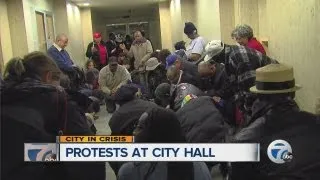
[220,45,277,113]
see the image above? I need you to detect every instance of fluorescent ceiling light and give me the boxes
[82,3,90,6]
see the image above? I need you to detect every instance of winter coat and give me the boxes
[202,63,228,97]
[176,96,227,143]
[1,79,105,180]
[108,98,157,175]
[230,98,320,180]
[146,64,168,99]
[85,41,108,69]
[170,83,204,111]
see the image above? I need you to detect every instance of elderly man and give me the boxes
[231,24,266,55]
[230,64,320,180]
[166,54,201,87]
[99,57,131,113]
[47,34,74,74]
[184,22,206,62]
[199,40,277,126]
[145,57,167,99]
[120,30,153,86]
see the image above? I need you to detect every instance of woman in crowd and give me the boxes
[84,60,99,90]
[231,24,266,55]
[118,107,212,180]
[1,51,105,180]
[86,32,108,70]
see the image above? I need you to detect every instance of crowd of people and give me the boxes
[1,22,320,180]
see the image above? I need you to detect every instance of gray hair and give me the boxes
[55,33,68,42]
[231,24,254,39]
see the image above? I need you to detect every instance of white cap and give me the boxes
[204,40,224,62]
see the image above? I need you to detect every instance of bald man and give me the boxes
[48,34,75,73]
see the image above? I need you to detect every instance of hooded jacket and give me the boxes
[1,79,105,180]
[176,96,227,143]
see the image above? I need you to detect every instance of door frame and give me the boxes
[34,9,56,50]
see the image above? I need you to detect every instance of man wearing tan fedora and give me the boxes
[230,64,320,180]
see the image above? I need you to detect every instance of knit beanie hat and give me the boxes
[184,22,197,35]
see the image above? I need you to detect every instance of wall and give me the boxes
[6,0,29,57]
[22,0,54,52]
[181,0,196,43]
[66,2,85,66]
[170,0,183,45]
[53,0,69,35]
[196,0,221,41]
[80,7,93,55]
[0,0,13,64]
[219,0,235,44]
[159,2,172,50]
[234,0,259,36]
[265,0,320,112]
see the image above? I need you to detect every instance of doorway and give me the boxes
[35,11,55,52]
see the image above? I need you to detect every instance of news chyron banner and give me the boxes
[25,136,260,162]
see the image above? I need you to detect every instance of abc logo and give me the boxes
[267,140,293,164]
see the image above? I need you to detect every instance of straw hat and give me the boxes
[204,40,224,62]
[250,64,301,94]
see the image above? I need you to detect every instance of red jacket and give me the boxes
[247,38,266,55]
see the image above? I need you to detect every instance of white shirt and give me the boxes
[53,43,62,52]
[186,36,206,58]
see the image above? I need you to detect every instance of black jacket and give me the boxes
[86,41,108,68]
[202,63,228,97]
[1,79,105,180]
[176,96,227,143]
[230,98,320,180]
[108,98,157,175]
[146,65,168,99]
[109,99,158,136]
[105,40,117,57]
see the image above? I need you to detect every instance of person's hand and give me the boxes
[212,96,221,103]
[119,43,126,50]
[91,47,98,53]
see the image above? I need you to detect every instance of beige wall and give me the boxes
[66,2,85,66]
[196,0,221,41]
[220,0,235,44]
[22,0,54,52]
[0,0,13,64]
[53,0,69,35]
[159,2,173,50]
[80,8,93,55]
[181,0,196,43]
[265,0,320,112]
[6,0,28,57]
[170,0,183,45]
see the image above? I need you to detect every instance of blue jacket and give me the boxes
[47,45,74,72]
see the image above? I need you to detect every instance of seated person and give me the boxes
[174,41,188,61]
[1,52,105,180]
[167,65,199,88]
[145,57,168,99]
[98,57,131,113]
[118,107,212,180]
[118,52,131,70]
[230,64,320,179]
[108,84,157,175]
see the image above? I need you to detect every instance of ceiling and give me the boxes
[69,0,168,8]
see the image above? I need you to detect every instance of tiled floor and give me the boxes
[94,106,117,180]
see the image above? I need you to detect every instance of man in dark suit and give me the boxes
[47,34,75,74]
